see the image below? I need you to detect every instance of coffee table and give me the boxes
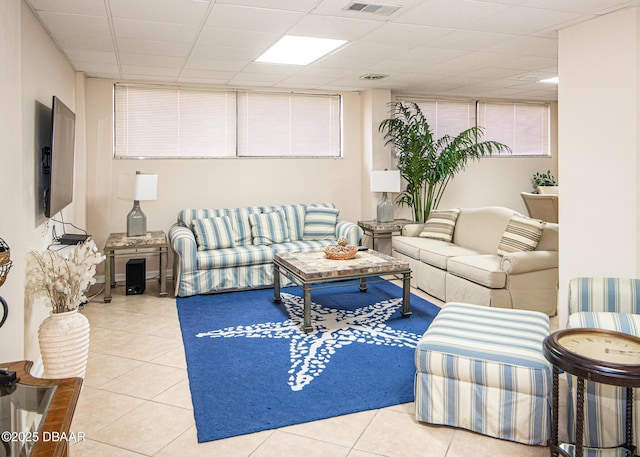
[273,249,412,333]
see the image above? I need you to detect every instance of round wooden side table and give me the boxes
[543,328,640,457]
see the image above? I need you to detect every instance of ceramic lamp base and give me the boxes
[127,200,147,237]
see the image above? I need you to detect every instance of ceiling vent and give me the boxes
[360,73,388,80]
[344,2,401,16]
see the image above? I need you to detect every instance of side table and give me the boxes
[103,231,168,302]
[357,219,414,253]
[543,328,640,457]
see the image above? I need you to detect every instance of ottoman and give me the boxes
[414,302,552,445]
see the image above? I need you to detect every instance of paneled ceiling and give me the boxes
[23,0,640,100]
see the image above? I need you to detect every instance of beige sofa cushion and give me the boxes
[447,255,506,289]
[392,236,445,260]
[419,244,482,270]
[452,206,515,253]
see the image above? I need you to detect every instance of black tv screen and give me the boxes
[43,96,75,218]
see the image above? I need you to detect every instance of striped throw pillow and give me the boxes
[191,216,236,251]
[497,214,545,255]
[419,209,460,242]
[303,206,339,240]
[249,211,290,246]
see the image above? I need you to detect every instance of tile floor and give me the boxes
[70,278,556,457]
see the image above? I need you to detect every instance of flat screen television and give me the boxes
[43,96,75,218]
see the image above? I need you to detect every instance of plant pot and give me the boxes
[537,185,559,195]
[38,309,90,379]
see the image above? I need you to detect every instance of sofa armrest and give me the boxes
[336,220,364,245]
[402,223,424,237]
[500,251,558,274]
[169,223,198,275]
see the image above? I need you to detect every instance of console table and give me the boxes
[0,360,82,457]
[103,231,168,302]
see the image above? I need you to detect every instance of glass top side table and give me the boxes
[103,231,168,302]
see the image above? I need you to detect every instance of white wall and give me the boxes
[0,0,80,364]
[558,8,640,326]
[0,0,24,361]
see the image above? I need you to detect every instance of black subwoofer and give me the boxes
[126,258,146,295]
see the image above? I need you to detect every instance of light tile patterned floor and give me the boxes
[70,278,555,457]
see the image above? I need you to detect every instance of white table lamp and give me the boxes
[118,171,158,236]
[371,170,401,223]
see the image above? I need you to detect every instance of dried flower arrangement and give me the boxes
[26,238,105,314]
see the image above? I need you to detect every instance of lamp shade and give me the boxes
[118,172,158,201]
[371,170,401,193]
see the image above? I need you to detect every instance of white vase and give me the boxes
[38,309,90,379]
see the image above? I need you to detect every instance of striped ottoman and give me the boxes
[414,302,552,445]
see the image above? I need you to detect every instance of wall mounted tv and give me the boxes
[42,96,75,218]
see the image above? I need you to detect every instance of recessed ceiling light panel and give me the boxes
[539,76,559,84]
[256,36,347,66]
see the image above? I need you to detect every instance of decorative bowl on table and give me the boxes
[323,236,358,260]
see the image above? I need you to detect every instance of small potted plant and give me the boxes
[532,170,558,194]
[26,238,105,378]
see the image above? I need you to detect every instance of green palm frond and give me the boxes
[379,102,511,222]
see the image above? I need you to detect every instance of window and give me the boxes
[477,102,550,156]
[114,83,342,159]
[115,84,236,158]
[237,91,341,157]
[395,96,551,157]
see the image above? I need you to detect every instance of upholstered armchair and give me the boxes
[566,277,640,448]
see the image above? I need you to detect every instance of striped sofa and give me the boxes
[565,277,640,449]
[169,203,363,297]
[415,302,552,445]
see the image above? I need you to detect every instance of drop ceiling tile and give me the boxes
[37,11,111,36]
[121,65,181,77]
[109,0,211,25]
[359,22,453,47]
[65,49,118,64]
[27,0,107,16]
[485,35,557,57]
[195,27,279,51]
[312,0,425,21]
[430,30,516,51]
[312,54,380,70]
[393,0,509,28]
[465,6,580,35]
[71,61,120,76]
[117,38,192,58]
[118,53,186,68]
[112,18,198,43]
[183,52,250,72]
[287,14,381,41]
[205,3,303,33]
[518,0,639,14]
[216,0,322,12]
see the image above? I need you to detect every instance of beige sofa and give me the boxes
[392,206,558,315]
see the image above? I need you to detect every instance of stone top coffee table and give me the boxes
[273,249,411,333]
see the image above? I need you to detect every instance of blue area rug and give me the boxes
[176,279,440,442]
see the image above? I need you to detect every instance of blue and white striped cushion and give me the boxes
[248,210,290,246]
[303,206,339,240]
[569,277,640,315]
[191,216,235,251]
[415,302,552,445]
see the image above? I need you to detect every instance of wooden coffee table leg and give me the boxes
[303,284,313,333]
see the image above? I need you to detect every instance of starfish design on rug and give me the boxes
[196,293,421,391]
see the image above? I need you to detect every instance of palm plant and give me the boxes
[379,102,511,222]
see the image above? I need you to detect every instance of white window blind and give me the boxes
[114,84,236,158]
[477,102,550,156]
[395,96,550,157]
[237,91,342,157]
[405,99,476,138]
